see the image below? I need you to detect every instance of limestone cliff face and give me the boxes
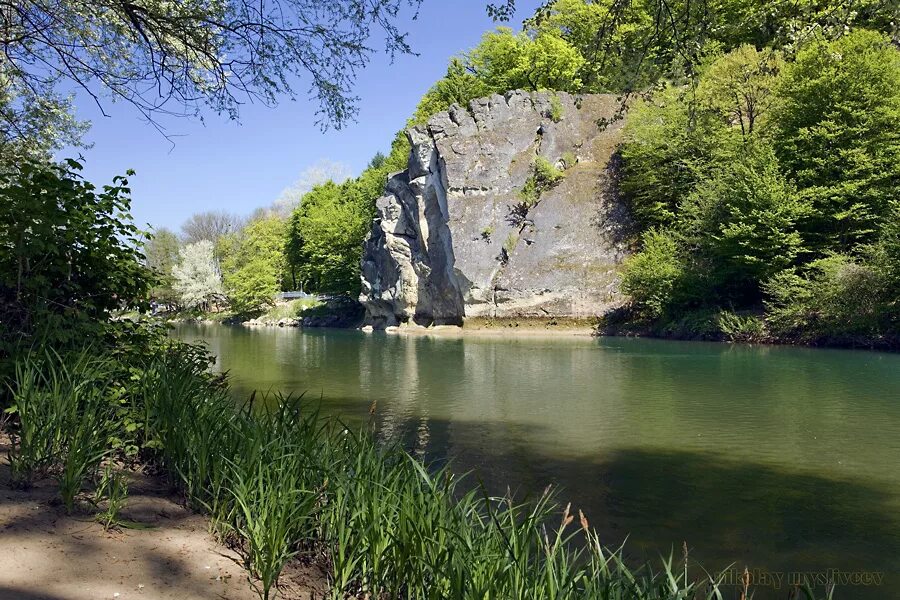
[360,91,631,328]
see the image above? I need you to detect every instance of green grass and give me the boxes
[261,298,322,322]
[3,344,835,600]
[549,93,564,123]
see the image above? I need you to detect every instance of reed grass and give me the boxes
[2,344,835,600]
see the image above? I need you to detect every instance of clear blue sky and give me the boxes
[64,0,543,233]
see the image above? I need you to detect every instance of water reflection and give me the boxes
[173,324,900,598]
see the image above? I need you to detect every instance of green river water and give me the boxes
[173,324,900,599]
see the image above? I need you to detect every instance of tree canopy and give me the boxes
[0,0,421,158]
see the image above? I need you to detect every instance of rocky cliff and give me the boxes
[359,91,631,328]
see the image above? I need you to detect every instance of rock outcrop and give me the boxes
[360,91,631,328]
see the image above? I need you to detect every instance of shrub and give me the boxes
[520,156,565,206]
[764,255,889,344]
[621,229,686,320]
[715,310,768,343]
[549,93,564,122]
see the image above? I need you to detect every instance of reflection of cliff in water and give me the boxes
[172,324,900,599]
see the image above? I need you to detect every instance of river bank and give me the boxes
[0,436,324,600]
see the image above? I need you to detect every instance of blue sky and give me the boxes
[64,0,543,233]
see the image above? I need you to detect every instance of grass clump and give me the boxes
[6,349,118,512]
[260,298,322,322]
[520,156,565,207]
[94,463,129,530]
[549,93,564,122]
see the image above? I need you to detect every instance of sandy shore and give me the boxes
[0,438,325,600]
[366,317,600,338]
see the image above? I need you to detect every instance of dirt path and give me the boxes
[0,441,325,600]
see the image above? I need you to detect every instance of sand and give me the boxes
[0,439,325,600]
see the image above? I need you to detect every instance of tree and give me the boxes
[287,182,363,294]
[285,134,408,294]
[181,211,243,245]
[523,0,655,92]
[273,160,352,215]
[774,30,900,253]
[410,58,492,125]
[697,46,783,137]
[619,85,731,228]
[0,72,88,165]
[0,0,422,143]
[682,142,807,302]
[621,228,687,320]
[172,241,224,310]
[144,228,181,303]
[0,159,150,352]
[222,216,286,313]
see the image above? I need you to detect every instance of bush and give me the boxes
[764,255,890,344]
[549,93,563,122]
[621,229,687,320]
[0,159,151,359]
[715,310,768,343]
[520,156,565,206]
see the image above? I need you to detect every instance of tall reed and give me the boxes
[6,349,117,511]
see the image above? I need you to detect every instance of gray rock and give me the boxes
[360,91,632,328]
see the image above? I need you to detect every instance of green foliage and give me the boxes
[503,232,519,256]
[620,35,900,346]
[774,30,900,252]
[520,156,565,206]
[764,256,893,344]
[1,0,420,137]
[260,298,322,323]
[0,159,151,358]
[621,229,687,320]
[287,182,367,295]
[223,216,287,314]
[286,134,409,295]
[410,59,492,125]
[620,86,731,229]
[696,45,783,137]
[410,25,584,125]
[525,0,657,92]
[94,463,129,531]
[144,228,181,304]
[714,310,768,343]
[5,349,118,512]
[0,74,88,165]
[681,142,807,302]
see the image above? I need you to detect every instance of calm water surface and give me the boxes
[173,324,900,598]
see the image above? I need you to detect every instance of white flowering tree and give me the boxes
[172,241,224,310]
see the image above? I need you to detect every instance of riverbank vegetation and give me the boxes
[617,31,900,348]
